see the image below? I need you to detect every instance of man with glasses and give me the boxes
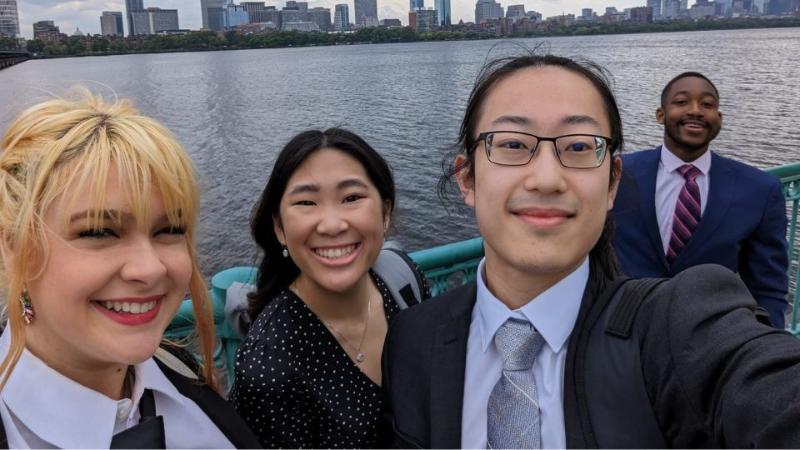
[612,72,789,328]
[382,56,800,448]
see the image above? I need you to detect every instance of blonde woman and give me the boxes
[0,92,260,448]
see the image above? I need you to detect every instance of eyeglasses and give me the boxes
[473,131,613,168]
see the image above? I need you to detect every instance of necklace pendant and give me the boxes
[355,352,366,363]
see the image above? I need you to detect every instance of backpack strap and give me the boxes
[606,278,666,339]
[372,246,428,310]
[154,346,200,381]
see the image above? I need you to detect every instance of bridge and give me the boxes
[0,51,30,70]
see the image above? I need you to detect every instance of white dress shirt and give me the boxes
[461,257,589,449]
[0,329,234,449]
[655,144,711,253]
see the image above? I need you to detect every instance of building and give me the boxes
[434,0,451,25]
[0,0,19,38]
[32,20,62,41]
[333,3,350,29]
[125,0,144,36]
[410,7,438,30]
[410,0,424,10]
[689,0,715,17]
[628,5,653,21]
[308,7,332,30]
[281,6,307,25]
[475,0,504,23]
[380,18,402,26]
[251,5,280,25]
[100,11,124,36]
[506,4,526,20]
[354,0,378,26]
[662,0,680,18]
[201,0,225,30]
[647,0,663,19]
[224,4,249,28]
[241,1,265,22]
[130,7,180,34]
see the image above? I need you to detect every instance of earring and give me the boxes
[19,289,34,325]
[282,246,289,258]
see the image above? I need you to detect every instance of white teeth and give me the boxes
[99,300,157,314]
[314,245,356,259]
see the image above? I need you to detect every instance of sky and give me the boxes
[15,0,646,38]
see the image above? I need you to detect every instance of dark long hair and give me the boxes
[248,128,396,320]
[439,53,624,279]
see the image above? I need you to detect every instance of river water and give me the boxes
[1,27,798,276]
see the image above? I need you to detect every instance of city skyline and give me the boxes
[14,0,648,38]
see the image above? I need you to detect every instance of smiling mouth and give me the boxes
[95,299,158,314]
[313,243,359,260]
[680,119,707,130]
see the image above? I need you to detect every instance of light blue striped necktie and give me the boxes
[487,317,546,449]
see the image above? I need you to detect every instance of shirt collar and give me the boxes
[475,257,588,354]
[660,142,712,176]
[0,330,186,448]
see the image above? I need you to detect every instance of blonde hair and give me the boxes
[0,89,218,390]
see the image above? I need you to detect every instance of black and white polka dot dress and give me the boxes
[230,272,400,449]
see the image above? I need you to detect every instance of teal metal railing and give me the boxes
[167,161,800,385]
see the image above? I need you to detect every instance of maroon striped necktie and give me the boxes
[666,164,702,265]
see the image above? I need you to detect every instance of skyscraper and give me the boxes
[100,11,124,36]
[202,0,225,30]
[409,0,424,10]
[333,3,349,29]
[434,0,450,25]
[474,0,503,23]
[125,0,144,36]
[647,0,662,19]
[0,0,20,38]
[354,0,378,26]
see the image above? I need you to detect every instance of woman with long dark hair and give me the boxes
[230,128,427,448]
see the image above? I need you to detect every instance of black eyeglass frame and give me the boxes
[472,131,615,169]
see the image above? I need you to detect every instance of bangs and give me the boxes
[39,112,199,233]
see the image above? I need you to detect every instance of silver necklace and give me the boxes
[292,283,374,364]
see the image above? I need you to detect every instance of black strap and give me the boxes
[399,284,418,308]
[606,278,666,339]
[110,389,166,449]
[564,274,631,449]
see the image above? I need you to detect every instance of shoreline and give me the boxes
[5,17,799,62]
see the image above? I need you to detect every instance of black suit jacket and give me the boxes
[383,262,800,448]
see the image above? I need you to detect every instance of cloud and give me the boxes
[16,0,644,38]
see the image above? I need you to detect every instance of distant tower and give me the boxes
[100,11,124,36]
[434,0,451,25]
[202,0,225,30]
[647,0,662,19]
[354,0,378,26]
[333,3,350,29]
[125,0,144,36]
[474,0,503,23]
[409,0,424,10]
[0,0,20,38]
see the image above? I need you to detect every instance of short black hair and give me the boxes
[439,52,623,279]
[660,71,719,108]
[247,128,395,320]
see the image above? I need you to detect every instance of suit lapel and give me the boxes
[429,284,475,449]
[674,152,734,270]
[154,359,262,449]
[637,147,669,270]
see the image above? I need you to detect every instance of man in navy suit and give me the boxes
[612,72,789,328]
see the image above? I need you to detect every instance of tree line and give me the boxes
[0,17,797,57]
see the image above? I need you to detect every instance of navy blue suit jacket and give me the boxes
[612,147,789,328]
